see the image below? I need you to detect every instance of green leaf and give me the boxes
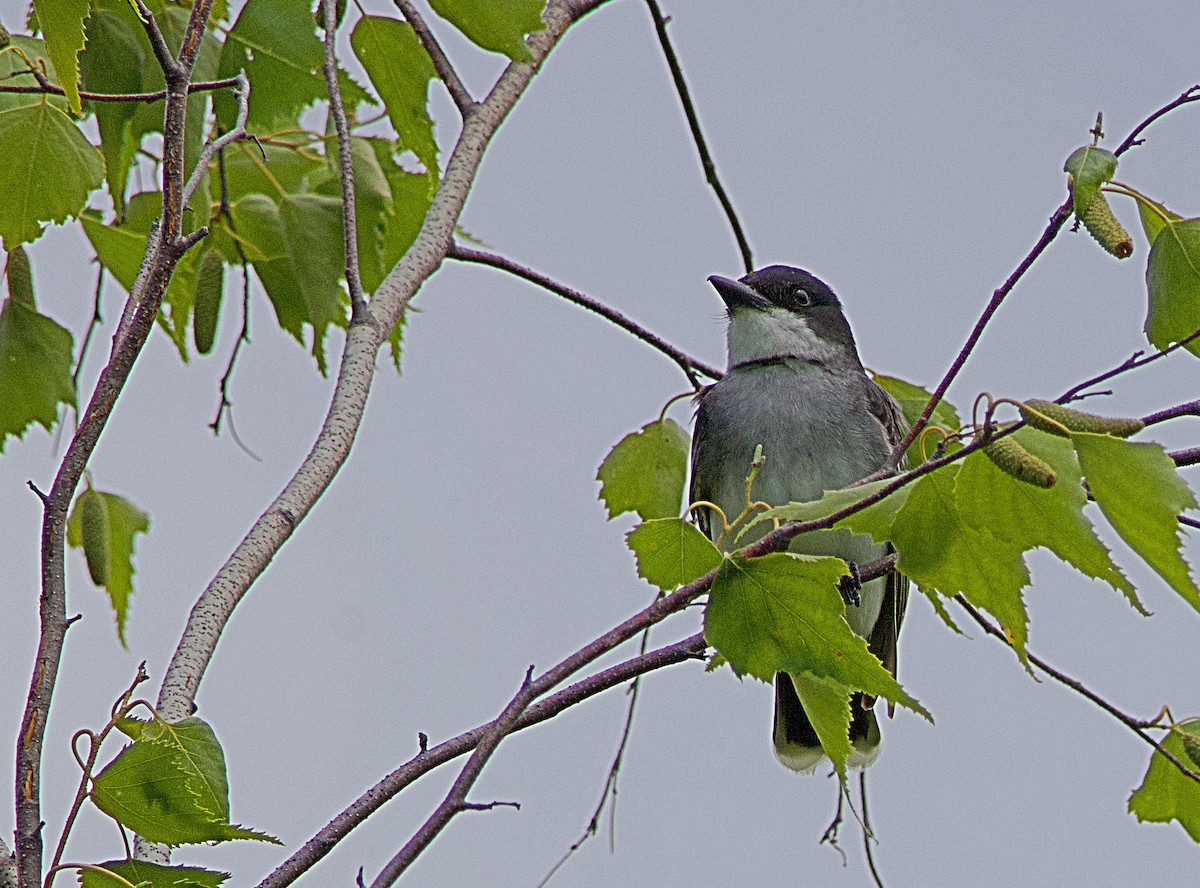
[1136,195,1183,247]
[33,0,89,114]
[786,670,854,775]
[705,552,929,719]
[596,419,690,521]
[428,0,546,61]
[91,716,280,847]
[955,429,1143,613]
[215,0,325,130]
[626,518,721,591]
[0,298,74,451]
[742,477,912,544]
[887,465,1033,661]
[0,101,104,247]
[1072,432,1200,612]
[80,10,145,219]
[1145,217,1200,357]
[1128,719,1200,842]
[1064,144,1117,215]
[351,16,439,175]
[80,859,230,888]
[222,142,325,202]
[870,373,962,464]
[67,490,149,645]
[281,193,346,374]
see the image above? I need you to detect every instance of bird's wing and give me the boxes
[863,377,910,714]
[688,386,716,540]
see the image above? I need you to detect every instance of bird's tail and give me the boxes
[772,672,881,773]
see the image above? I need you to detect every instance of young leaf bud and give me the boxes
[1079,191,1133,258]
[983,435,1058,488]
[80,489,110,587]
[1020,399,1144,438]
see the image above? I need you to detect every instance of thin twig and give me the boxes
[1114,85,1200,155]
[1059,324,1200,403]
[0,76,243,102]
[256,633,706,888]
[1171,447,1200,469]
[1143,399,1200,427]
[393,0,476,117]
[181,73,250,213]
[369,668,539,887]
[860,772,886,888]
[953,596,1200,786]
[320,0,367,321]
[130,0,181,77]
[447,242,720,386]
[644,0,753,274]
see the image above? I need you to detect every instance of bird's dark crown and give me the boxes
[740,265,841,313]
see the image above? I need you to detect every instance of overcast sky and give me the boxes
[2,1,1199,886]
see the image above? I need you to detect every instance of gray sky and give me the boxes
[2,1,1199,885]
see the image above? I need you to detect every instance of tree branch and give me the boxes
[393,0,476,117]
[15,2,218,884]
[0,77,243,102]
[320,0,367,321]
[953,595,1200,786]
[446,242,721,385]
[644,0,753,274]
[256,633,706,888]
[369,668,539,887]
[152,0,610,744]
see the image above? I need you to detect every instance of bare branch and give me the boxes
[256,632,705,888]
[369,668,538,886]
[1059,324,1200,404]
[447,242,720,385]
[1172,447,1200,469]
[1114,84,1200,155]
[181,73,250,212]
[0,77,243,102]
[320,1,367,321]
[954,596,1200,786]
[644,0,753,274]
[393,0,476,117]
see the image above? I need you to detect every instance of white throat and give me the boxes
[727,306,842,366]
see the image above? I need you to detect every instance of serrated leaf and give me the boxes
[0,298,74,451]
[705,552,929,720]
[597,419,689,521]
[428,0,546,61]
[67,490,148,645]
[1145,217,1200,357]
[80,859,230,888]
[887,465,1033,662]
[956,429,1143,612]
[1136,195,1183,247]
[351,16,439,175]
[1128,719,1200,842]
[215,0,325,130]
[33,0,89,114]
[0,101,104,247]
[281,193,346,374]
[870,373,962,464]
[1072,432,1200,612]
[80,10,145,218]
[1064,144,1117,215]
[91,716,279,847]
[626,518,721,591]
[786,670,854,775]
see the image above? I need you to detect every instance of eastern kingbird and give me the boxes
[690,265,909,772]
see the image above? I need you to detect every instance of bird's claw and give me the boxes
[839,561,862,607]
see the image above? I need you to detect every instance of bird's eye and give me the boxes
[794,288,812,306]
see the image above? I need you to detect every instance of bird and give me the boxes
[689,265,909,772]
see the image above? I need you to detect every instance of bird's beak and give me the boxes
[708,275,767,310]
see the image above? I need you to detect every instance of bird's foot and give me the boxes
[839,561,862,607]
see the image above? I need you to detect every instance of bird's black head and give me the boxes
[708,265,859,367]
